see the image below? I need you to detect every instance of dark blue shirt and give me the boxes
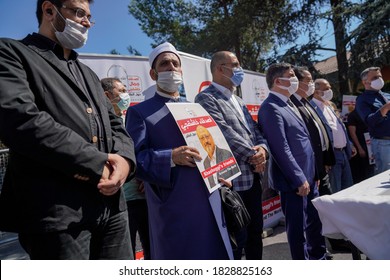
[356,90,390,138]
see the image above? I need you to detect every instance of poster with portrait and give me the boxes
[166,103,241,193]
[364,132,376,165]
[341,95,357,122]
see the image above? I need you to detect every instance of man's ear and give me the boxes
[273,77,280,87]
[150,69,158,81]
[42,1,56,21]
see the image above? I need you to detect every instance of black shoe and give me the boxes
[328,238,351,253]
[325,252,333,260]
[325,250,334,260]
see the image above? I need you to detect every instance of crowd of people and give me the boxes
[0,0,389,260]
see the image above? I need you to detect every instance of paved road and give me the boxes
[262,224,363,260]
[0,224,364,260]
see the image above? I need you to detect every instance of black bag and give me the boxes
[219,186,251,233]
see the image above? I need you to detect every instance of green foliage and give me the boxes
[128,0,389,80]
[129,0,299,72]
[348,0,390,86]
[127,45,142,56]
[110,49,120,55]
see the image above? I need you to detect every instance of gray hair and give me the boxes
[314,78,328,90]
[360,67,380,80]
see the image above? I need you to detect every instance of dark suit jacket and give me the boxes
[290,95,335,179]
[0,34,136,233]
[203,146,240,187]
[258,93,315,192]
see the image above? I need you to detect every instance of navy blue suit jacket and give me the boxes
[258,93,315,192]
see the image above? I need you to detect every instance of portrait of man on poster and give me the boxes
[196,125,240,188]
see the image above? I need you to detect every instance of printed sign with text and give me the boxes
[166,103,241,193]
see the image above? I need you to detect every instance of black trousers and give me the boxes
[319,174,332,196]
[233,173,263,260]
[127,199,150,260]
[19,210,132,260]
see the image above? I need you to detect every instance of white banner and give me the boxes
[79,52,281,228]
[80,54,153,105]
[79,52,269,108]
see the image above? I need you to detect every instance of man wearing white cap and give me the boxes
[125,42,233,260]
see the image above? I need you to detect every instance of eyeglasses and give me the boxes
[62,5,95,26]
[221,62,240,68]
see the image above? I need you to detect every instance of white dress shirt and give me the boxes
[312,98,347,149]
[212,82,249,129]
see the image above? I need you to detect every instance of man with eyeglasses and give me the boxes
[311,79,356,194]
[0,0,136,260]
[258,63,327,260]
[290,67,335,196]
[195,51,268,260]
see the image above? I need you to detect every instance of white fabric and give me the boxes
[312,98,346,149]
[323,105,346,148]
[312,170,390,260]
[148,42,181,66]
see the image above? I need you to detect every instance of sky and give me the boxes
[0,0,154,57]
[0,0,338,62]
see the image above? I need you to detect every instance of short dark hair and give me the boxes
[101,77,121,93]
[266,62,292,89]
[36,0,94,26]
[293,66,309,81]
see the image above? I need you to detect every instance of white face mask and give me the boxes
[371,77,384,91]
[303,82,315,97]
[52,11,88,49]
[321,89,333,101]
[278,77,299,95]
[156,71,183,93]
[117,93,131,111]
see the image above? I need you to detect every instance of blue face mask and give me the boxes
[223,66,244,86]
[117,93,130,111]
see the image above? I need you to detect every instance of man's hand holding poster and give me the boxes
[166,103,241,193]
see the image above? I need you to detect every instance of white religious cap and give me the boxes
[149,42,181,67]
